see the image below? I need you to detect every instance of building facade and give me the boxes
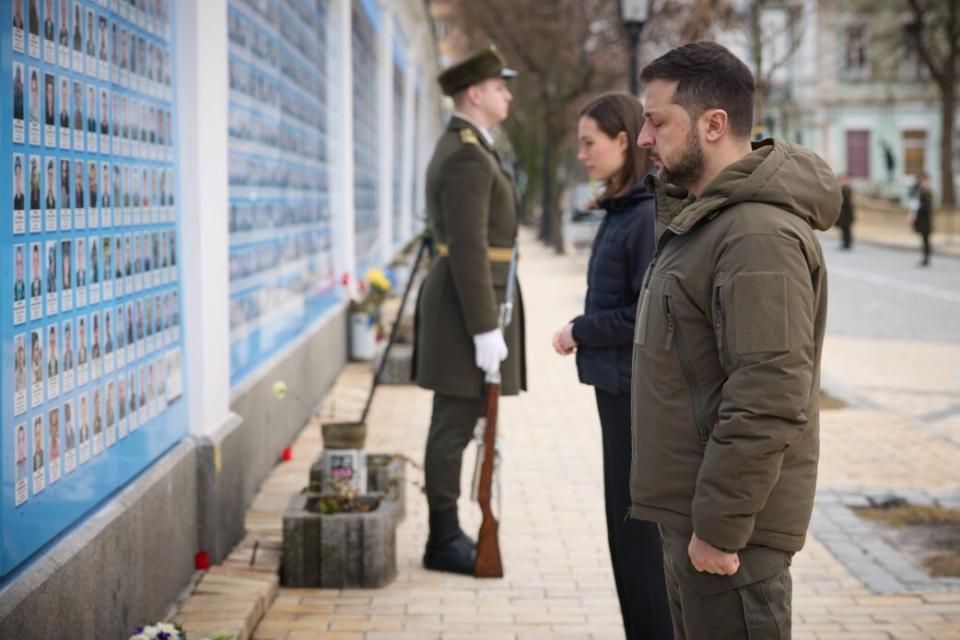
[728,0,957,204]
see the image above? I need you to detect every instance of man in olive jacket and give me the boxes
[631,43,840,637]
[413,44,526,575]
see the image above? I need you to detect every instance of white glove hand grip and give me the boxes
[473,329,508,375]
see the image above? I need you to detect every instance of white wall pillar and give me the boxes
[332,0,356,291]
[377,7,394,265]
[177,0,232,436]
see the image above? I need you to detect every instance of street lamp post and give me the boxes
[620,0,650,96]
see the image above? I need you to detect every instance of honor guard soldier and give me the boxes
[413,44,527,575]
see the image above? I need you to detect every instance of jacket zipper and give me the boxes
[664,294,709,448]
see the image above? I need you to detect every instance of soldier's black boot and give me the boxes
[423,508,476,574]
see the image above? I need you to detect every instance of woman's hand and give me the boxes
[552,322,577,355]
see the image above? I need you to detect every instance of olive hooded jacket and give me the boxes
[630,139,840,553]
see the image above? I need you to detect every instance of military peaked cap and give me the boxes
[437,43,517,96]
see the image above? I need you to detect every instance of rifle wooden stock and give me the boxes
[474,381,503,578]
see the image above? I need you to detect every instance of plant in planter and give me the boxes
[128,623,235,640]
[310,452,413,522]
[304,477,378,514]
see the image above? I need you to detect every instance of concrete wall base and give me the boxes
[0,442,199,640]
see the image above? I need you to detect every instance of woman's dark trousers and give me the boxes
[595,388,674,639]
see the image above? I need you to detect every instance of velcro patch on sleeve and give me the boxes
[733,272,789,354]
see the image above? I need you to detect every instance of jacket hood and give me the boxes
[663,139,841,234]
[597,178,653,213]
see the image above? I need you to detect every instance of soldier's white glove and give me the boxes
[473,328,508,375]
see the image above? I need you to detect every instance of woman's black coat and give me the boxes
[572,180,656,395]
[914,186,933,235]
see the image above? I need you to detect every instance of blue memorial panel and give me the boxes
[227,0,337,385]
[411,76,422,232]
[1,0,186,579]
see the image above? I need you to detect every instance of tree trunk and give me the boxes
[752,0,765,133]
[539,132,552,243]
[939,79,956,208]
[549,178,565,254]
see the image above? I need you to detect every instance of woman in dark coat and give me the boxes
[552,92,671,639]
[837,174,854,249]
[912,172,933,266]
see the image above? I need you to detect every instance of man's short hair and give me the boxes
[640,42,755,138]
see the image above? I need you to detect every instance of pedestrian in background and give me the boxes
[552,92,671,639]
[837,174,854,249]
[910,172,933,266]
[633,42,840,638]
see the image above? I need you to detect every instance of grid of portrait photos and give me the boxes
[10,0,182,511]
[351,0,379,275]
[391,38,405,247]
[226,0,336,383]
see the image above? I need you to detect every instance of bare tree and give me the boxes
[746,1,805,134]
[647,0,805,136]
[644,0,740,45]
[447,0,626,254]
[905,0,959,208]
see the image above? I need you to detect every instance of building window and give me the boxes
[846,130,870,178]
[844,24,869,80]
[902,129,927,177]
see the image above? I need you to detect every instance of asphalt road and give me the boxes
[820,235,960,344]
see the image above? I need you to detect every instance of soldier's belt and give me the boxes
[435,243,514,263]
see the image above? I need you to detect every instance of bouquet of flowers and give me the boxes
[349,267,393,335]
[129,623,234,640]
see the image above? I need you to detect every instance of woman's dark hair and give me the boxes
[579,92,649,198]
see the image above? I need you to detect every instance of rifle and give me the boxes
[474,244,518,578]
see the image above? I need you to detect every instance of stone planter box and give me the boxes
[281,493,398,588]
[310,453,406,522]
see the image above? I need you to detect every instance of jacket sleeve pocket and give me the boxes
[711,271,732,374]
[732,272,789,354]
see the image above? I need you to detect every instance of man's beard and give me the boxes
[660,126,705,189]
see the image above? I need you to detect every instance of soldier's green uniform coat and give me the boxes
[413,116,527,399]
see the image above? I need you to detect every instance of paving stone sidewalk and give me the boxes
[175,229,960,640]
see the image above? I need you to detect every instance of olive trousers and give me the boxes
[658,526,793,640]
[424,392,483,511]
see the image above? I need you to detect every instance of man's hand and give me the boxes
[688,531,740,575]
[552,322,576,355]
[473,329,508,375]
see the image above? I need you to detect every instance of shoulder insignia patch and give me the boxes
[459,128,479,146]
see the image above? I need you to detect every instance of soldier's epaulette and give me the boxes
[459,128,479,146]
